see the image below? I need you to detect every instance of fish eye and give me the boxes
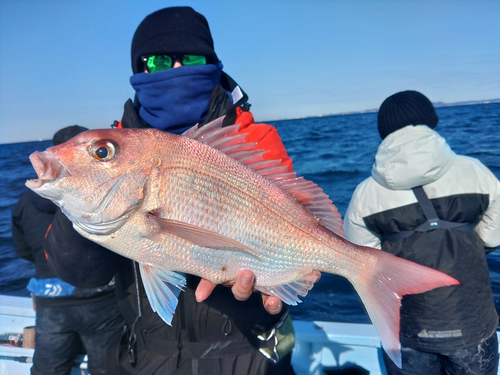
[91,141,116,161]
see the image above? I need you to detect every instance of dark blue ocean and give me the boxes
[1,103,499,324]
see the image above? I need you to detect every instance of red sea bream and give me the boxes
[26,118,459,368]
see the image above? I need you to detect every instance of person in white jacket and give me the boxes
[344,90,500,375]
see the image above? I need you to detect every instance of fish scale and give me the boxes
[26,118,460,368]
[155,163,316,275]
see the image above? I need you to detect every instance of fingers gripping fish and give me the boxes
[26,117,459,368]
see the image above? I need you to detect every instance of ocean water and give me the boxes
[0,103,499,324]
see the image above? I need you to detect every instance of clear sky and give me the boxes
[1,0,499,144]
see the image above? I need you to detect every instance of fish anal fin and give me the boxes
[139,263,186,326]
[146,212,261,259]
[254,270,319,306]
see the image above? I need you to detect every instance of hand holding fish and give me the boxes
[196,270,322,315]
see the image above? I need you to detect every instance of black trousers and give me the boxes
[118,345,295,375]
[383,332,499,375]
[31,295,125,375]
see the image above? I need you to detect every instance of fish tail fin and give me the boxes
[350,248,459,368]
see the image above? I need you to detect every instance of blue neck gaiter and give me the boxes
[130,63,223,134]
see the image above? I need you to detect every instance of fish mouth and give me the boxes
[26,151,69,189]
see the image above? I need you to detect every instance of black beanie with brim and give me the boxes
[377,90,439,139]
[131,7,218,74]
[52,125,88,145]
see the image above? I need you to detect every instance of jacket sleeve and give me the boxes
[44,209,122,288]
[233,107,294,171]
[11,197,35,263]
[237,123,294,172]
[255,124,294,172]
[344,179,383,249]
[473,159,500,249]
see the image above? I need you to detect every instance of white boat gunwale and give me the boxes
[2,294,499,375]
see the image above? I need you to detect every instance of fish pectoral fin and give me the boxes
[147,215,261,259]
[254,270,318,306]
[138,263,186,326]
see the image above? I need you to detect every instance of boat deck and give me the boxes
[1,294,499,375]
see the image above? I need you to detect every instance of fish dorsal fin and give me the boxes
[182,118,345,238]
[275,177,344,238]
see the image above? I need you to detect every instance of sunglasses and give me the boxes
[142,54,207,73]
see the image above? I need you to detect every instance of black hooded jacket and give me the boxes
[12,190,58,278]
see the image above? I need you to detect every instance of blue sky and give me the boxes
[1,0,499,144]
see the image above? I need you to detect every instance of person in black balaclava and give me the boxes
[128,6,223,133]
[44,7,318,375]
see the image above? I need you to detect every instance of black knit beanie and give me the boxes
[377,90,439,139]
[131,7,219,74]
[52,125,88,145]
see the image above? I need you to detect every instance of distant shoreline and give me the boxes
[4,100,499,145]
[269,99,500,122]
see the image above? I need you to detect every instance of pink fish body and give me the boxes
[26,118,459,367]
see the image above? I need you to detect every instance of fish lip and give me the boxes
[26,151,69,189]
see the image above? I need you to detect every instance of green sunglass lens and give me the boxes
[147,55,173,73]
[145,55,206,72]
[182,55,207,66]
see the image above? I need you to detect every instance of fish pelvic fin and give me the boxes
[254,269,319,305]
[182,117,344,238]
[146,213,261,259]
[139,263,186,326]
[351,248,460,369]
